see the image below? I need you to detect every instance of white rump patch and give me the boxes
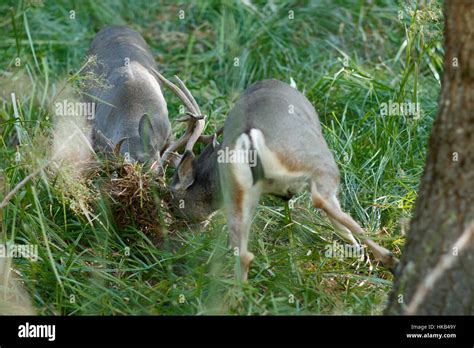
[231,133,254,190]
[248,128,310,196]
[249,128,305,179]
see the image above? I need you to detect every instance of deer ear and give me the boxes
[138,113,155,153]
[176,150,195,190]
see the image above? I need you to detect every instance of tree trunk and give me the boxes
[386,0,474,315]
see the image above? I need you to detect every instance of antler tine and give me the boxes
[174,75,201,115]
[150,68,197,115]
[159,115,205,169]
[184,118,205,153]
[159,128,192,168]
[151,69,207,173]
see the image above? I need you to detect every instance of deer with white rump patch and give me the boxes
[84,26,172,163]
[152,76,398,281]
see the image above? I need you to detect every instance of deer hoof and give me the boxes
[239,251,255,282]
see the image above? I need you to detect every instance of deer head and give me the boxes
[149,69,223,220]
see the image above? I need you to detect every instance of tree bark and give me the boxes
[386,0,474,315]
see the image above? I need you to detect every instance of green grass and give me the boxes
[0,0,443,315]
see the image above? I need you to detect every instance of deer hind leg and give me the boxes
[328,216,360,248]
[225,183,261,282]
[310,181,398,269]
[220,136,262,281]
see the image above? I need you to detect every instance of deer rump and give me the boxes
[84,26,171,163]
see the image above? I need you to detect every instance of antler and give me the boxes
[150,68,206,172]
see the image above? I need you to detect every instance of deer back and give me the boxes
[221,79,337,182]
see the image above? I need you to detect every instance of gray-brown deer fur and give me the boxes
[171,79,397,281]
[85,26,171,163]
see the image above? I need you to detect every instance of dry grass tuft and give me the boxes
[99,160,173,245]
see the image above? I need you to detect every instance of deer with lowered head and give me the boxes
[84,26,172,163]
[152,74,398,281]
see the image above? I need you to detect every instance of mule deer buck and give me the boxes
[152,76,398,281]
[84,26,172,163]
